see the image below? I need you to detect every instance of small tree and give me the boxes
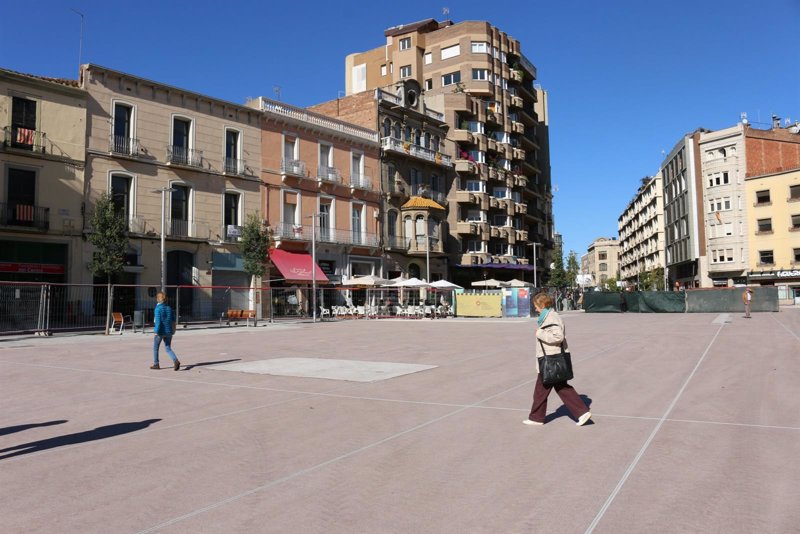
[566,250,579,289]
[240,214,272,316]
[546,242,567,288]
[87,192,128,333]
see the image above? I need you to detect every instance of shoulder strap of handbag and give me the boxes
[538,324,565,356]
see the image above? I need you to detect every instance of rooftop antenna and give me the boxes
[740,112,748,125]
[69,9,84,70]
[442,7,450,18]
[272,85,281,101]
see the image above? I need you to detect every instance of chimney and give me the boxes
[772,115,781,129]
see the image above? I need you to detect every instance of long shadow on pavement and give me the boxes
[0,420,68,437]
[545,395,593,424]
[0,419,161,460]
[182,358,242,371]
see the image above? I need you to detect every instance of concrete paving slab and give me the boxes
[208,357,438,382]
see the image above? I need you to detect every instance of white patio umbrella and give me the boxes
[430,279,463,289]
[505,278,534,287]
[471,278,508,288]
[341,274,390,287]
[391,277,431,288]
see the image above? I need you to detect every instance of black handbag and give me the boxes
[537,338,574,386]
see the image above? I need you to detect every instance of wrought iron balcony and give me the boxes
[167,219,210,239]
[317,166,341,184]
[350,174,372,190]
[281,159,306,177]
[224,157,247,175]
[381,137,452,167]
[109,135,140,157]
[386,236,409,250]
[167,146,203,168]
[0,202,49,231]
[3,126,46,153]
[274,222,379,247]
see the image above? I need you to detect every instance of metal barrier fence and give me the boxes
[0,282,461,335]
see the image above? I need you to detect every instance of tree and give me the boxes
[87,192,128,334]
[88,192,128,284]
[566,250,579,288]
[546,242,567,288]
[604,276,619,291]
[241,214,271,282]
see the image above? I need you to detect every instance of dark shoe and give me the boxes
[150,364,160,370]
[174,360,181,371]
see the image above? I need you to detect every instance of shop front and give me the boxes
[748,269,800,305]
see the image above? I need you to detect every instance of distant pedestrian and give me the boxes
[152,291,180,370]
[742,287,753,319]
[524,292,591,427]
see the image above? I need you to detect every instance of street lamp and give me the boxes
[305,213,322,323]
[426,233,431,282]
[526,242,541,288]
[151,187,176,292]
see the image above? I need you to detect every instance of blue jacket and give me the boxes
[154,302,175,336]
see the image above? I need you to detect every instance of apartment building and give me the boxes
[0,69,86,284]
[662,130,710,289]
[618,172,665,287]
[342,18,552,286]
[247,97,381,285]
[585,237,620,288]
[308,82,453,281]
[81,64,262,314]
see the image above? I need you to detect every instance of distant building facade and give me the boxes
[618,172,665,288]
[585,237,620,288]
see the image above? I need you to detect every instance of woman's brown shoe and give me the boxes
[173,360,181,371]
[150,364,160,370]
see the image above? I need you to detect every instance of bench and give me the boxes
[220,309,257,327]
[110,312,131,334]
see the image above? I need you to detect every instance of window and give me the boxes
[723,197,731,210]
[399,37,411,51]
[400,65,412,78]
[351,63,366,93]
[493,214,508,226]
[319,199,332,241]
[110,174,132,228]
[410,168,422,195]
[387,210,397,238]
[380,64,387,76]
[441,71,461,86]
[723,172,729,184]
[11,96,37,150]
[792,214,800,229]
[430,174,441,193]
[794,248,800,263]
[424,79,432,91]
[599,263,608,271]
[471,41,488,53]
[224,129,241,174]
[404,125,412,142]
[598,252,607,260]
[441,44,460,60]
[170,184,191,236]
[171,117,192,164]
[224,192,240,228]
[382,118,391,138]
[351,152,364,182]
[725,223,732,236]
[472,69,489,81]
[790,185,800,200]
[757,218,772,233]
[393,122,401,139]
[112,103,134,153]
[465,180,484,192]
[319,143,333,170]
[465,209,483,222]
[756,190,771,204]
[759,250,774,265]
[424,53,432,65]
[351,204,364,244]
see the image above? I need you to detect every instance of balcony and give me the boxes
[423,106,445,122]
[281,159,307,178]
[224,157,247,176]
[274,222,379,247]
[384,179,407,197]
[386,236,409,250]
[167,219,211,240]
[429,190,447,205]
[461,252,490,265]
[381,137,452,167]
[456,191,479,204]
[408,236,444,254]
[519,105,538,126]
[3,126,46,154]
[454,159,478,174]
[516,229,528,241]
[0,202,49,231]
[451,129,475,144]
[514,202,526,214]
[510,95,523,109]
[350,174,372,191]
[509,69,523,83]
[511,121,524,134]
[317,166,341,184]
[219,224,243,243]
[109,135,141,157]
[456,221,480,235]
[512,148,526,161]
[167,146,203,168]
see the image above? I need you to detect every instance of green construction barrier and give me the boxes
[622,292,642,312]
[685,287,779,313]
[639,291,686,313]
[583,292,624,312]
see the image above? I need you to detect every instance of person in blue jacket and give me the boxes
[152,291,181,370]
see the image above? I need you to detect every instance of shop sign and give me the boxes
[0,262,65,274]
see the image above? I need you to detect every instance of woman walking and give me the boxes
[151,291,181,371]
[524,292,591,426]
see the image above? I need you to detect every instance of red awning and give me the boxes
[269,249,329,283]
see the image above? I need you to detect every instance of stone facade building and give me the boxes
[585,237,620,288]
[618,172,665,288]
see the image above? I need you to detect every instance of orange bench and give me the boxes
[221,309,257,327]
[110,312,131,334]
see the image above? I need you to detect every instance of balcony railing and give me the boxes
[430,191,447,205]
[411,236,442,253]
[384,179,406,195]
[386,236,409,249]
[224,157,247,175]
[0,202,49,231]
[259,97,378,143]
[167,146,203,168]
[281,159,306,177]
[3,126,46,153]
[109,135,140,157]
[167,219,210,239]
[274,222,379,247]
[350,174,372,190]
[317,166,341,184]
[423,106,445,121]
[220,224,243,242]
[381,137,452,167]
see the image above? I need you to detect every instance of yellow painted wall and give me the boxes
[455,293,502,317]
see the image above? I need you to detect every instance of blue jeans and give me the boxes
[153,335,178,364]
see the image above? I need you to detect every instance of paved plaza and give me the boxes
[1,309,799,533]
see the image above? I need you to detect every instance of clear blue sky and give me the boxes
[2,0,798,257]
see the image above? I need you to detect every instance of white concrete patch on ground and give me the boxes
[712,313,732,324]
[208,357,438,382]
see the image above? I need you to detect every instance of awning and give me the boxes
[269,249,329,283]
[453,263,536,271]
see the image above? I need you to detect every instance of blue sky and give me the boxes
[2,0,798,257]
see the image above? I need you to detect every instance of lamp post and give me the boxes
[527,242,541,288]
[152,187,176,292]
[305,213,321,323]
[426,233,431,282]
